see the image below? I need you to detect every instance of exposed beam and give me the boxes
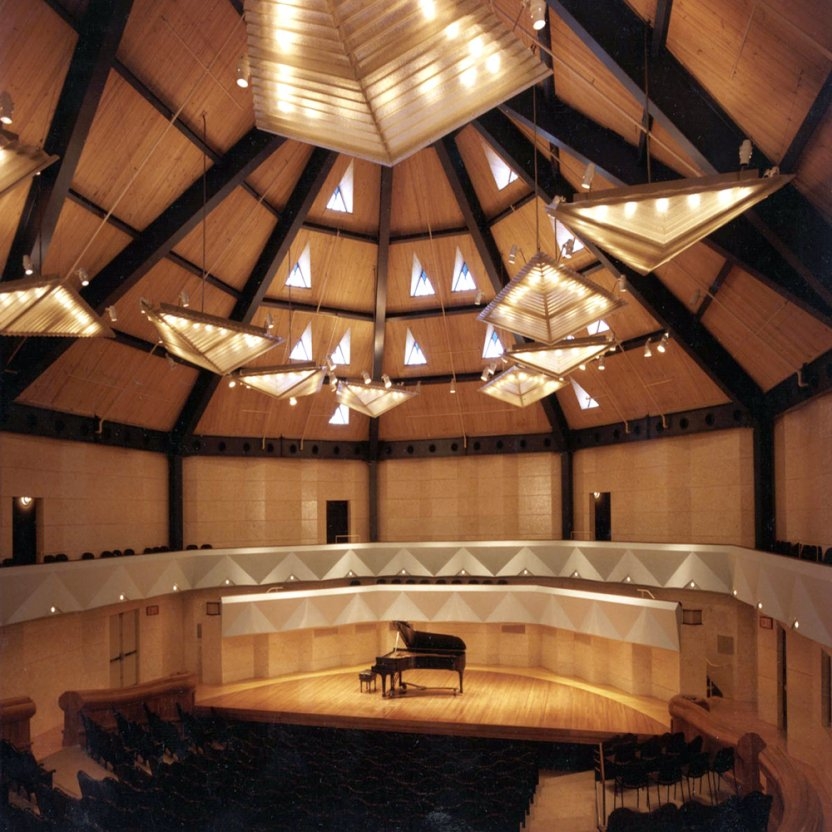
[172,147,337,440]
[262,297,373,323]
[373,166,394,379]
[4,128,284,401]
[4,0,134,280]
[696,259,733,321]
[651,0,673,58]
[780,70,832,174]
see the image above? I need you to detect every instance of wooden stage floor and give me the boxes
[195,665,671,745]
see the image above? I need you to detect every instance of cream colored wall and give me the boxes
[572,429,755,545]
[183,456,369,547]
[0,434,168,559]
[377,453,562,541]
[774,391,832,548]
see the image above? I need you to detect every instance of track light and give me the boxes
[561,238,575,259]
[265,312,274,330]
[179,289,189,307]
[581,162,596,191]
[361,370,372,385]
[644,339,652,358]
[657,333,669,353]
[449,377,456,394]
[739,138,753,166]
[508,244,518,265]
[474,290,484,306]
[288,396,298,406]
[77,268,90,287]
[0,91,13,126]
[597,356,605,371]
[617,275,627,294]
[22,254,34,275]
[106,305,118,322]
[529,0,547,30]
[382,374,392,389]
[236,56,250,89]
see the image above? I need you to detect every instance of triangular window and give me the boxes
[410,255,435,297]
[326,161,354,213]
[552,217,584,259]
[330,329,351,366]
[571,378,599,410]
[587,319,610,336]
[451,248,477,292]
[482,324,504,359]
[289,322,313,361]
[329,404,350,425]
[404,328,427,365]
[484,145,519,190]
[286,243,311,289]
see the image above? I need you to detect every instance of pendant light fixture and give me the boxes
[336,378,419,418]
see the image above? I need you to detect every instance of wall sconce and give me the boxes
[18,496,33,508]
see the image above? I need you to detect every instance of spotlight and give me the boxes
[382,374,392,389]
[617,275,627,294]
[597,356,605,371]
[644,339,652,358]
[118,593,127,601]
[739,138,753,166]
[0,91,13,125]
[508,244,518,265]
[77,268,90,287]
[23,254,34,275]
[657,333,669,353]
[449,378,456,394]
[236,57,250,89]
[288,396,298,406]
[474,290,484,306]
[228,378,237,388]
[179,289,189,307]
[49,605,61,614]
[561,238,575,259]
[529,0,547,30]
[106,305,118,322]
[265,312,274,330]
[581,162,596,191]
[362,370,372,385]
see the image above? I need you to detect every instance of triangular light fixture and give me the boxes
[479,364,566,408]
[0,275,113,338]
[141,301,282,375]
[336,380,418,418]
[233,362,325,401]
[478,251,625,344]
[508,334,612,377]
[549,168,793,275]
[244,0,548,166]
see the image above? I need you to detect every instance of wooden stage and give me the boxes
[195,665,671,745]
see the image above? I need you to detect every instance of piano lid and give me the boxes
[395,620,466,652]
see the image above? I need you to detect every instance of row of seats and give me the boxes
[375,576,510,585]
[771,539,832,565]
[0,544,213,567]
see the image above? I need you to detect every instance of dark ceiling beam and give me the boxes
[4,128,284,401]
[546,0,832,304]
[172,147,337,440]
[780,71,832,175]
[651,0,673,57]
[373,166,394,379]
[390,226,470,244]
[4,0,134,280]
[302,221,377,245]
[504,89,832,325]
[262,298,373,323]
[695,260,732,321]
[388,305,485,322]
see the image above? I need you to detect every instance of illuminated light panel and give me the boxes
[0,275,113,338]
[234,362,325,400]
[245,0,548,166]
[478,251,625,344]
[336,379,418,417]
[479,364,566,408]
[508,335,612,377]
[550,169,793,274]
[141,301,282,375]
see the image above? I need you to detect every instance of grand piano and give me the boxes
[371,621,466,697]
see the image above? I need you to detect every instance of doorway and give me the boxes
[326,500,350,544]
[12,496,38,565]
[591,492,611,541]
[109,610,139,688]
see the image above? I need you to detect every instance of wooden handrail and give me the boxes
[0,696,37,750]
[58,672,196,746]
[669,695,824,832]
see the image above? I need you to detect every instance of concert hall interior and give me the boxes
[1,0,832,830]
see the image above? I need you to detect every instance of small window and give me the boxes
[410,255,435,297]
[587,319,610,336]
[329,404,349,425]
[289,322,313,361]
[326,161,354,213]
[404,328,427,366]
[451,248,477,292]
[330,329,351,366]
[484,145,519,190]
[482,324,504,359]
[286,243,311,289]
[571,378,599,409]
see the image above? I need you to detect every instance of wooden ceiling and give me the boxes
[1,0,830,452]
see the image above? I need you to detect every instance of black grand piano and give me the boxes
[371,621,466,697]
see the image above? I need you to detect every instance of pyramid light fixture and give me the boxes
[478,251,625,344]
[508,334,612,378]
[232,362,325,402]
[550,168,793,275]
[141,300,282,375]
[244,0,549,166]
[0,274,114,338]
[336,379,419,417]
[480,364,566,408]
[0,127,59,198]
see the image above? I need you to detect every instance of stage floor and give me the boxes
[195,665,671,744]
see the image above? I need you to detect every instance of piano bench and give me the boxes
[358,670,377,693]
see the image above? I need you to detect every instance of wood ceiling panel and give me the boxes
[652,242,728,314]
[18,340,199,431]
[379,378,553,441]
[172,187,277,291]
[306,155,381,236]
[390,147,466,236]
[118,0,253,154]
[702,269,832,391]
[72,72,206,231]
[0,185,32,273]
[793,114,832,224]
[247,141,313,208]
[667,0,831,163]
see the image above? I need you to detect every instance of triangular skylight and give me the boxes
[410,256,435,297]
[451,248,477,292]
[286,243,311,288]
[404,328,427,366]
[484,145,519,190]
[329,404,350,425]
[587,319,610,336]
[330,329,351,365]
[482,324,504,359]
[571,378,599,410]
[289,322,313,361]
[326,161,354,213]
